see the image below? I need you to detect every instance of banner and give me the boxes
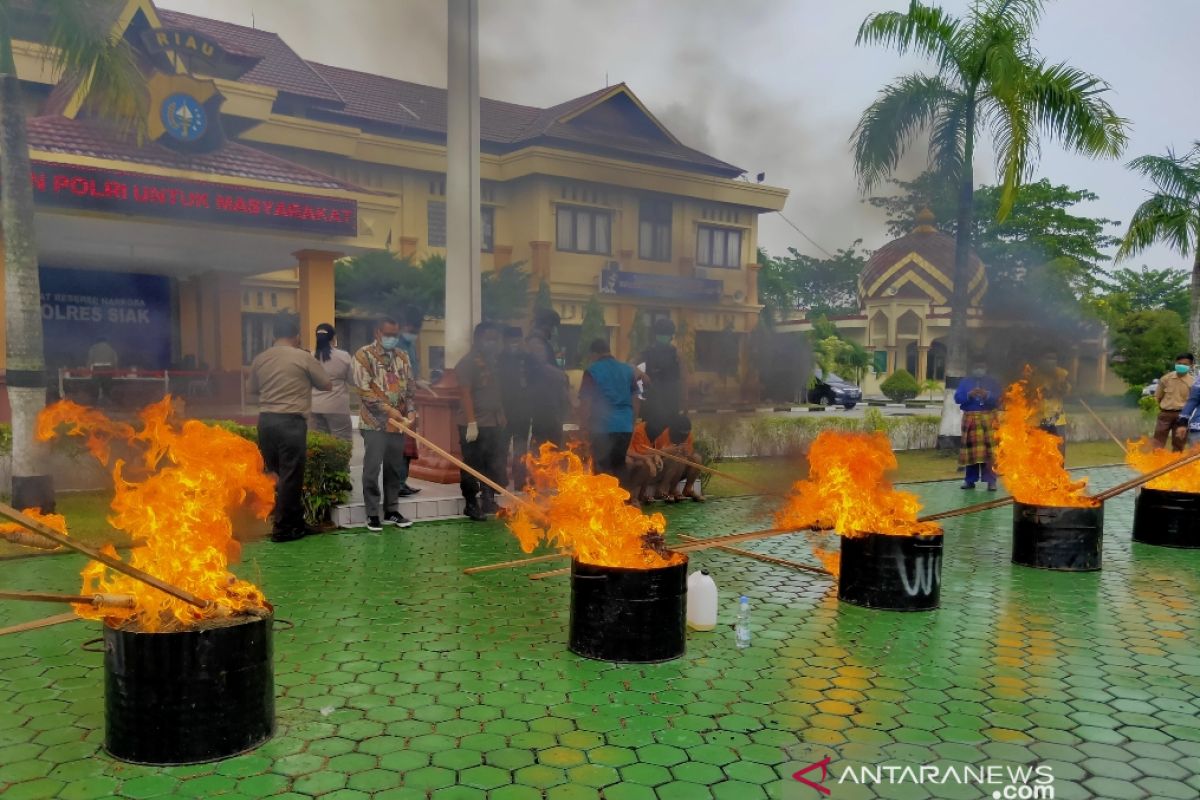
[40,267,172,370]
[598,264,722,303]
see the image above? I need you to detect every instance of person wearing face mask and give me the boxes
[352,317,416,532]
[954,359,1002,490]
[1030,351,1071,458]
[579,338,639,491]
[246,312,331,542]
[310,323,354,443]
[639,317,686,442]
[455,322,507,521]
[1154,353,1194,450]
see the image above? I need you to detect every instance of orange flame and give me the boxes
[38,398,275,631]
[994,378,1096,507]
[774,431,941,542]
[1126,437,1200,492]
[506,444,682,568]
[0,509,68,538]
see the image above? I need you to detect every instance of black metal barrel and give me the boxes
[1012,502,1103,571]
[838,532,942,611]
[103,615,275,765]
[1133,488,1200,548]
[569,557,688,663]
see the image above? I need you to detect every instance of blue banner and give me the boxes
[599,265,722,303]
[40,267,172,369]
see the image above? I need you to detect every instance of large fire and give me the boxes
[994,378,1096,507]
[774,431,941,575]
[1126,438,1200,492]
[37,398,275,631]
[506,444,682,568]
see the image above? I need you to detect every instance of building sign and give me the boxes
[140,28,247,77]
[27,162,358,236]
[599,263,722,303]
[40,267,172,370]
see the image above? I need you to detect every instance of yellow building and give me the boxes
[2,0,786,417]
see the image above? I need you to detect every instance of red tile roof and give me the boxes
[26,116,368,193]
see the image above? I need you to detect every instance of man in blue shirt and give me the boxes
[954,359,1002,490]
[579,338,638,489]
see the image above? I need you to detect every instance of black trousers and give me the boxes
[459,425,506,503]
[529,413,565,450]
[502,421,530,489]
[258,412,308,534]
[591,432,633,486]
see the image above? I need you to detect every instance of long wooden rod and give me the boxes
[677,534,831,577]
[388,418,528,508]
[0,502,207,609]
[0,529,61,550]
[0,613,79,637]
[0,590,135,608]
[463,552,565,575]
[644,447,772,494]
[1078,398,1129,454]
[1094,449,1200,502]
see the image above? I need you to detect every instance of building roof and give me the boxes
[859,209,987,306]
[26,115,370,193]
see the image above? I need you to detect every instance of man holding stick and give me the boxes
[1155,353,1194,450]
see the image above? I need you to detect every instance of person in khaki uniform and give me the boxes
[1156,353,1194,450]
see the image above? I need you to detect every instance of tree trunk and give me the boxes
[1190,247,1200,357]
[0,30,54,510]
[938,103,976,451]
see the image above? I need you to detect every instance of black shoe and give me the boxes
[366,516,383,532]
[481,494,500,515]
[384,512,413,529]
[396,486,421,497]
[270,529,307,543]
[464,502,487,522]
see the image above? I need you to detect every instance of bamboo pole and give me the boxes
[1094,449,1200,502]
[0,613,79,637]
[0,530,61,550]
[644,447,773,494]
[1078,398,1128,454]
[0,502,208,609]
[920,496,1014,522]
[387,418,528,509]
[463,552,567,575]
[677,534,831,577]
[0,590,135,608]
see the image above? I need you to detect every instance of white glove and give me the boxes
[465,421,479,443]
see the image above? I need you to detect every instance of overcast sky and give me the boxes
[159,0,1200,271]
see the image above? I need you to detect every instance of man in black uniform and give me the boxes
[524,308,569,450]
[639,317,685,441]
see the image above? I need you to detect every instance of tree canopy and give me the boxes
[1110,310,1190,390]
[757,243,867,320]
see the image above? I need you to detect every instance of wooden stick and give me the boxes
[920,496,1014,522]
[678,534,832,577]
[463,552,567,575]
[1094,449,1200,502]
[1078,398,1128,454]
[0,612,79,637]
[0,530,62,550]
[0,502,208,609]
[0,590,136,608]
[387,418,528,508]
[644,447,773,494]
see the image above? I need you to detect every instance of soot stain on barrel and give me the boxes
[1133,488,1200,548]
[1012,501,1104,571]
[103,614,275,765]
[838,532,942,611]
[569,557,687,663]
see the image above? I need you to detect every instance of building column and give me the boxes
[616,304,635,361]
[529,240,551,283]
[295,250,340,352]
[493,244,513,268]
[917,346,930,382]
[398,236,418,259]
[178,278,199,364]
[886,347,898,374]
[747,261,760,307]
[213,272,243,372]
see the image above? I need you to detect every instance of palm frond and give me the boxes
[1025,60,1129,160]
[1126,145,1200,203]
[850,72,958,191]
[857,1,965,75]
[928,93,968,181]
[979,39,1038,218]
[972,0,1046,41]
[1117,193,1198,260]
[45,0,147,137]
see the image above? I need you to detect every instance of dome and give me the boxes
[859,208,987,305]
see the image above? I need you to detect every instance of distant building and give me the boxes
[779,209,1115,395]
[1,0,787,418]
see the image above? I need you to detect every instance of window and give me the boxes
[556,205,612,254]
[694,330,740,373]
[242,314,274,366]
[696,225,743,268]
[428,200,494,251]
[638,198,672,261]
[270,292,278,308]
[255,290,264,307]
[428,346,445,375]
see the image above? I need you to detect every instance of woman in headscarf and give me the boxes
[310,322,354,442]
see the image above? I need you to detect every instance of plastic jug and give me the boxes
[686,569,718,631]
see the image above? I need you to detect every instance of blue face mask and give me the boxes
[1177,364,1191,375]
[380,336,400,351]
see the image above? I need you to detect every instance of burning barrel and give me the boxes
[103,614,275,764]
[1133,488,1200,548]
[838,533,942,611]
[569,557,688,663]
[1012,502,1103,571]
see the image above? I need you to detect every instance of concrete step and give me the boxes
[334,494,466,527]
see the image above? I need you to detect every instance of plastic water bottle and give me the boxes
[735,595,751,648]
[686,569,718,631]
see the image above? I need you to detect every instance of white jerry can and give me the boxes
[686,569,718,631]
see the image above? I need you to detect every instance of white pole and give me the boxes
[445,0,482,365]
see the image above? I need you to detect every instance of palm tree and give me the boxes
[1117,142,1200,353]
[852,0,1127,385]
[0,1,144,509]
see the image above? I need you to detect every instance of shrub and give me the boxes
[207,421,352,527]
[880,369,920,402]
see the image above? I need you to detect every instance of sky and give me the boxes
[157,0,1200,271]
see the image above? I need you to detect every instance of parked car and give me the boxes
[1143,378,1159,398]
[808,372,862,409]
